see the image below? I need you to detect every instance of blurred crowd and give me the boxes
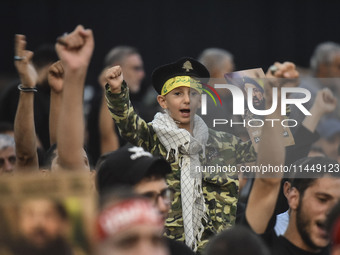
[1,24,340,255]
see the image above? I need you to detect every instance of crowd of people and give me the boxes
[1,24,340,255]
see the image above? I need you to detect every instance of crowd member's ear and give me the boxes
[283,181,292,199]
[287,187,300,210]
[157,95,167,109]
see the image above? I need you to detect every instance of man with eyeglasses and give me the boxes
[0,134,16,174]
[96,144,194,255]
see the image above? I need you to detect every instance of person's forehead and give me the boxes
[308,178,340,197]
[331,53,340,64]
[0,146,15,156]
[21,199,55,212]
[122,54,143,66]
[221,57,233,66]
[134,178,167,192]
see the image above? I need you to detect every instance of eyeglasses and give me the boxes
[0,156,16,167]
[141,188,175,206]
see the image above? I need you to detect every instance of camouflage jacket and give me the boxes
[105,82,256,251]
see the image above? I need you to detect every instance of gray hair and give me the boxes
[104,46,139,67]
[198,48,234,73]
[310,42,340,75]
[0,134,15,150]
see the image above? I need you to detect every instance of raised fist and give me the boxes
[48,60,64,93]
[55,25,94,71]
[314,88,337,115]
[105,65,124,93]
[14,34,37,88]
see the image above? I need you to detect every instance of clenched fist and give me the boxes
[14,34,38,88]
[48,60,64,93]
[55,25,94,71]
[105,65,124,93]
[314,88,337,115]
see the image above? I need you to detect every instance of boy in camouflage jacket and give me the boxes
[104,57,256,251]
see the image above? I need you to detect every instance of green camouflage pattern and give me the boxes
[105,82,256,251]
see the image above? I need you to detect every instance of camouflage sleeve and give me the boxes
[105,81,157,151]
[235,138,257,164]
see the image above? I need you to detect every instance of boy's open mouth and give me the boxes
[180,109,190,113]
[180,109,191,117]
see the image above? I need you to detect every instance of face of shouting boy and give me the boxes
[157,86,201,132]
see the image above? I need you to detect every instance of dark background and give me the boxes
[1,0,340,96]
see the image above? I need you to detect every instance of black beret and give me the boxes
[152,57,210,95]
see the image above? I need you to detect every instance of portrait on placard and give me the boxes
[0,173,95,255]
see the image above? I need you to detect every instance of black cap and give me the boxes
[242,76,264,93]
[96,145,171,194]
[152,57,210,95]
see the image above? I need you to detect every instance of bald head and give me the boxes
[198,48,234,78]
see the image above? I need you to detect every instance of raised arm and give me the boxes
[104,66,157,151]
[105,65,123,93]
[47,60,64,146]
[302,88,337,132]
[98,67,119,154]
[246,62,298,234]
[13,34,39,171]
[55,25,94,170]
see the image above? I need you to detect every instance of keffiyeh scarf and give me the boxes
[152,112,208,251]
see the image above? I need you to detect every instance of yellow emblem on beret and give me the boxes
[182,61,193,72]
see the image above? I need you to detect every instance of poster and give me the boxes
[0,172,96,255]
[225,68,295,152]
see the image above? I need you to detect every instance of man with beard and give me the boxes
[11,198,73,255]
[243,76,265,111]
[244,156,340,255]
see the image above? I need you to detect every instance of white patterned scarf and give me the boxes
[152,112,208,251]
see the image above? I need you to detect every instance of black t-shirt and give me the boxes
[261,229,329,255]
[166,238,196,255]
[241,215,330,255]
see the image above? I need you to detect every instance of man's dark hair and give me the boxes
[291,157,339,197]
[0,122,13,134]
[32,44,58,70]
[143,161,168,180]
[204,225,270,255]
